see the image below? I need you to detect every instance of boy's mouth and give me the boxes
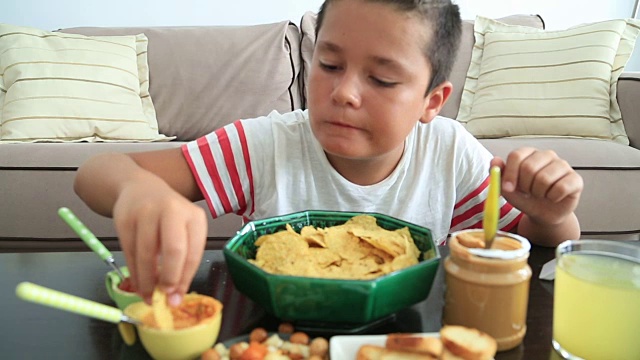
[327,121,360,131]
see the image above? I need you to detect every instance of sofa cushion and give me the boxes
[0,142,184,168]
[617,73,640,148]
[0,24,169,142]
[458,17,640,145]
[0,142,242,247]
[481,138,640,236]
[299,12,544,119]
[441,15,544,120]
[61,22,303,141]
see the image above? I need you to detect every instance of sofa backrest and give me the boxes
[61,22,303,141]
[60,14,544,141]
[299,13,544,120]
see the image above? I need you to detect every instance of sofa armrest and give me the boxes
[618,72,640,149]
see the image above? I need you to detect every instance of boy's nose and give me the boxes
[331,74,362,108]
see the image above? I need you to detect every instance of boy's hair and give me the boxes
[315,0,462,94]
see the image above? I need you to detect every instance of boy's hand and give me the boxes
[491,147,583,226]
[112,178,207,307]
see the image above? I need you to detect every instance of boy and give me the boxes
[74,0,583,306]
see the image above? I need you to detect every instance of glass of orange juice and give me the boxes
[553,240,640,359]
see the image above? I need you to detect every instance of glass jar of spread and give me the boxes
[442,229,532,351]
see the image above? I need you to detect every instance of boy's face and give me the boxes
[308,0,437,163]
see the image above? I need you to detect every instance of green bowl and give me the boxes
[223,210,440,326]
[105,266,143,310]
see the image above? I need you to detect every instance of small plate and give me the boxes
[330,332,496,360]
[330,333,439,359]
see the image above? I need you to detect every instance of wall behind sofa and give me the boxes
[457,0,640,70]
[3,0,639,70]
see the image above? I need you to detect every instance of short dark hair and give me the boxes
[315,0,462,94]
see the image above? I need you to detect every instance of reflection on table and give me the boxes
[0,244,564,360]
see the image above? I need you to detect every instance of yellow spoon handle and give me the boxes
[483,166,501,243]
[16,282,125,324]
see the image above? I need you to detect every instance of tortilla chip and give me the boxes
[351,228,407,257]
[300,226,327,248]
[251,215,421,280]
[151,288,174,330]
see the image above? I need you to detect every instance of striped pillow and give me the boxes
[0,24,172,142]
[457,17,640,145]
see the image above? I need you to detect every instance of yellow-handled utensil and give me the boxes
[58,207,126,281]
[16,282,139,345]
[483,166,501,249]
[15,282,140,325]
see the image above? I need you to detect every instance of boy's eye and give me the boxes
[319,62,339,71]
[371,77,397,88]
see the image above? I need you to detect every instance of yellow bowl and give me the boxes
[124,293,223,360]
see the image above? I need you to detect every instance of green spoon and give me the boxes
[15,282,140,325]
[58,207,126,281]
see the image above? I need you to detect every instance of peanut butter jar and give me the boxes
[443,229,532,351]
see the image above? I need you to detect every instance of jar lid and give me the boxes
[467,231,531,259]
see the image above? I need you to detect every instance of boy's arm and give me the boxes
[492,147,583,248]
[74,148,202,217]
[74,148,207,306]
[516,212,581,247]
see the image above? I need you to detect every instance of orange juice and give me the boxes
[553,251,640,359]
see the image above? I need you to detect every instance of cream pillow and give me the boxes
[457,16,640,145]
[0,23,172,142]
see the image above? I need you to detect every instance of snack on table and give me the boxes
[142,291,219,330]
[386,334,443,357]
[250,215,421,279]
[207,325,329,360]
[357,345,438,360]
[439,326,497,360]
[151,288,174,330]
[356,325,497,360]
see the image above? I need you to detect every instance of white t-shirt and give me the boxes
[182,109,521,244]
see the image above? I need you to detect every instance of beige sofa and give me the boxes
[1,13,639,252]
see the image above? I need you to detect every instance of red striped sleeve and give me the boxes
[234,121,255,216]
[454,176,489,210]
[450,174,523,233]
[502,211,523,232]
[450,176,489,228]
[466,201,520,230]
[217,127,247,214]
[181,144,217,218]
[197,133,233,214]
[450,201,484,229]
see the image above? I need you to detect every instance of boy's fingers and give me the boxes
[489,156,505,169]
[507,148,561,195]
[529,159,568,199]
[503,148,534,193]
[173,212,208,303]
[158,214,188,295]
[546,172,584,203]
[115,215,139,296]
[135,217,159,303]
[183,213,208,287]
[489,157,508,190]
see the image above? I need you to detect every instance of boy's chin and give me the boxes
[322,146,374,162]
[319,140,364,158]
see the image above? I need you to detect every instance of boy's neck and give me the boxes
[325,146,405,186]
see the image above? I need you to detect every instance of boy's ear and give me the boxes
[419,81,454,124]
